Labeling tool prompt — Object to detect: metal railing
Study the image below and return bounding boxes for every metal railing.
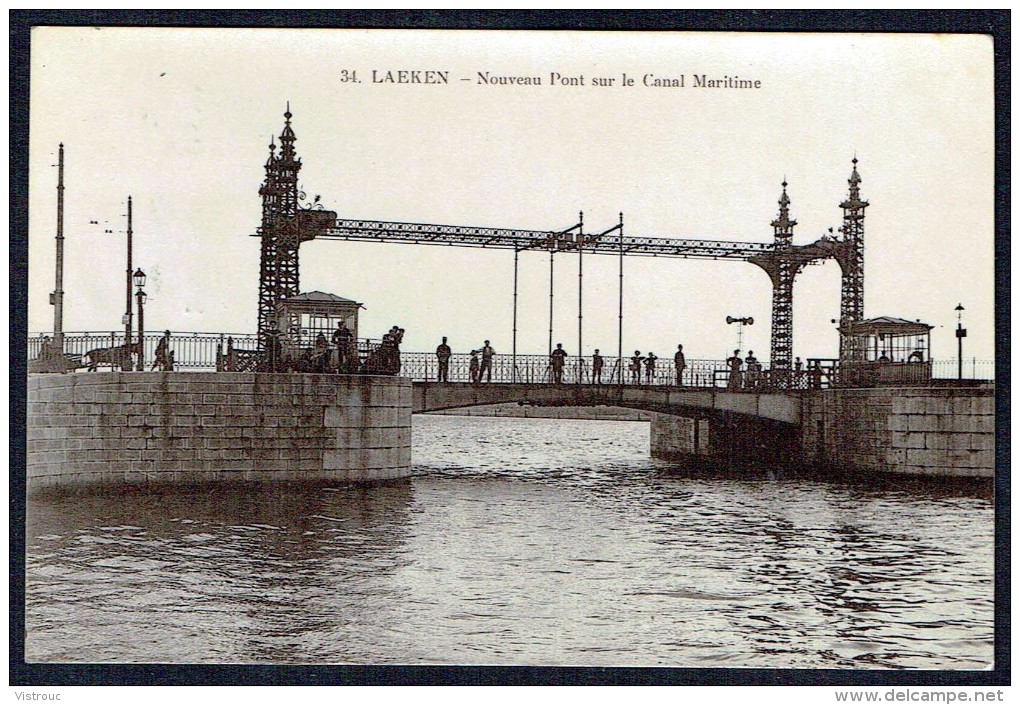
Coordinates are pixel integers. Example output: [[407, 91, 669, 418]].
[[26, 331, 393, 375], [27, 333, 995, 386], [931, 358, 995, 381], [401, 352, 730, 387], [27, 331, 258, 371]]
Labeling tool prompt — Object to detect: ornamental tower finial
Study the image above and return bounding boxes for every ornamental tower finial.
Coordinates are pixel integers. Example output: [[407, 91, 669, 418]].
[[279, 103, 297, 161], [771, 179, 796, 238], [841, 156, 867, 211], [265, 135, 276, 167]]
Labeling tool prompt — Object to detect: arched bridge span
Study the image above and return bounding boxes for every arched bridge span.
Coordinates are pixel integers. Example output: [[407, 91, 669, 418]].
[[412, 382, 801, 425]]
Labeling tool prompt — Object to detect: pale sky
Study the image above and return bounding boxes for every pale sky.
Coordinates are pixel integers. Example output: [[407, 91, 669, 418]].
[[27, 29, 995, 364]]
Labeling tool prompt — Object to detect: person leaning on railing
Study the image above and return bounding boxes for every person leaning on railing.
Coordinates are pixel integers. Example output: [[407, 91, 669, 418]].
[[630, 351, 644, 384], [644, 352, 657, 384]]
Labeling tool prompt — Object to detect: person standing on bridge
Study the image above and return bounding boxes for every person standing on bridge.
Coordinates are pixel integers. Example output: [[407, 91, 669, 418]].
[[726, 350, 743, 390], [436, 336, 452, 382], [480, 340, 495, 382], [745, 351, 761, 389], [333, 321, 354, 372], [630, 351, 644, 384], [645, 352, 658, 384], [674, 344, 687, 387], [550, 343, 568, 384], [592, 349, 604, 385], [469, 349, 481, 384], [153, 330, 172, 371]]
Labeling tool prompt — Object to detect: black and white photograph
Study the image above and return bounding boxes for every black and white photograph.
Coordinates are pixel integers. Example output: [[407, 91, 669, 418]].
[[15, 18, 1005, 688]]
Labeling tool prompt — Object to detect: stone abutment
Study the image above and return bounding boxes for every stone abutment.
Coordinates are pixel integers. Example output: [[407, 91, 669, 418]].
[[26, 372, 412, 492], [650, 386, 994, 478]]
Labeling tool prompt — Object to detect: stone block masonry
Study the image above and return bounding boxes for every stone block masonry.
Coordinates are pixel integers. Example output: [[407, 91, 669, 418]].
[[650, 411, 799, 469], [650, 415, 709, 462], [26, 372, 412, 492], [801, 387, 994, 478], [649, 386, 993, 479]]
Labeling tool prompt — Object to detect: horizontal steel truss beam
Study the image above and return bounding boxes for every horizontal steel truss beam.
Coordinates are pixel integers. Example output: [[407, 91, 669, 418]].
[[310, 218, 784, 261]]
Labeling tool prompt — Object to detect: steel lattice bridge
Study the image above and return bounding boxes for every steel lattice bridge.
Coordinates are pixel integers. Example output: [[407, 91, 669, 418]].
[[317, 217, 771, 260], [254, 107, 867, 386]]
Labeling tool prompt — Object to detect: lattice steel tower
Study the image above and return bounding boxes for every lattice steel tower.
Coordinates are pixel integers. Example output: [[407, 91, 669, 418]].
[[768, 181, 801, 376], [837, 158, 868, 358], [257, 107, 302, 347]]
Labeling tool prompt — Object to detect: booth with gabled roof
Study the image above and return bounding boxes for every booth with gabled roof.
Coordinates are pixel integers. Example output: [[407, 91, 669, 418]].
[[839, 316, 933, 386], [276, 291, 362, 349]]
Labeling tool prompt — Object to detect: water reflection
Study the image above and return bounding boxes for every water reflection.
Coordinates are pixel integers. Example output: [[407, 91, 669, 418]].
[[25, 415, 993, 668], [28, 483, 415, 663]]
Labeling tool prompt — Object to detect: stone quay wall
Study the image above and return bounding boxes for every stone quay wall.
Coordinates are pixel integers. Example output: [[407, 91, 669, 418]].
[[26, 372, 412, 492], [650, 386, 994, 478], [800, 387, 994, 478]]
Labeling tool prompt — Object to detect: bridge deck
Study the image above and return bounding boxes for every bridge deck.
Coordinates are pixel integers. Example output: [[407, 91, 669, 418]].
[[412, 381, 802, 425]]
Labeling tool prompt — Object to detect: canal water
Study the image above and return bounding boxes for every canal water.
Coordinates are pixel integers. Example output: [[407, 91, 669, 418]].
[[25, 415, 993, 668]]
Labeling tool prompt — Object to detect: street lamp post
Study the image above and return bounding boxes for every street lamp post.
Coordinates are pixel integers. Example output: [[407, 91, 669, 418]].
[[955, 303, 966, 380], [134, 268, 147, 371]]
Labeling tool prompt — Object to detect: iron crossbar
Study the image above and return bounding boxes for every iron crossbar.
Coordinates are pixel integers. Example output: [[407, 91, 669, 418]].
[[309, 218, 774, 260]]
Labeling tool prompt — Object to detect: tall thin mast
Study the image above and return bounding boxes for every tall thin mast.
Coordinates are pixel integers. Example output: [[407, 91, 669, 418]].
[[577, 211, 583, 384], [125, 195, 133, 353], [512, 248, 519, 383], [53, 143, 65, 350], [548, 248, 554, 356], [617, 212, 624, 385]]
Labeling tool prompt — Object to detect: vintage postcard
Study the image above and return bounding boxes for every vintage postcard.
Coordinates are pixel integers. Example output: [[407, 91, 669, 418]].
[[22, 26, 997, 677]]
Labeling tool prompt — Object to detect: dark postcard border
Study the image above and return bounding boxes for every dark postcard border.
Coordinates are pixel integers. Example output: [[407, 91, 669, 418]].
[[9, 9, 1010, 688]]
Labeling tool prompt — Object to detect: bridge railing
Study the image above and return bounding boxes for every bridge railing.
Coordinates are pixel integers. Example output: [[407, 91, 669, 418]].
[[400, 351, 731, 387], [27, 331, 391, 374], [931, 358, 995, 381], [28, 334, 994, 385], [27, 331, 259, 371]]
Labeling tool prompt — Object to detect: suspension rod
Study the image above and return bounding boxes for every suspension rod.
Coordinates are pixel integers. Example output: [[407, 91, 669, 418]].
[[577, 210, 583, 385]]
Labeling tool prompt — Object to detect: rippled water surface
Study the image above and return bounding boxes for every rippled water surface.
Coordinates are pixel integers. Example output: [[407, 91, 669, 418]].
[[26, 415, 993, 667]]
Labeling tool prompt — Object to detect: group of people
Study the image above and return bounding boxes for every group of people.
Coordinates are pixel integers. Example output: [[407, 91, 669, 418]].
[[434, 337, 496, 384], [625, 345, 687, 386], [376, 326, 406, 374], [554, 344, 686, 386], [261, 320, 405, 375], [292, 321, 358, 373], [433, 338, 690, 386], [725, 349, 764, 390]]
